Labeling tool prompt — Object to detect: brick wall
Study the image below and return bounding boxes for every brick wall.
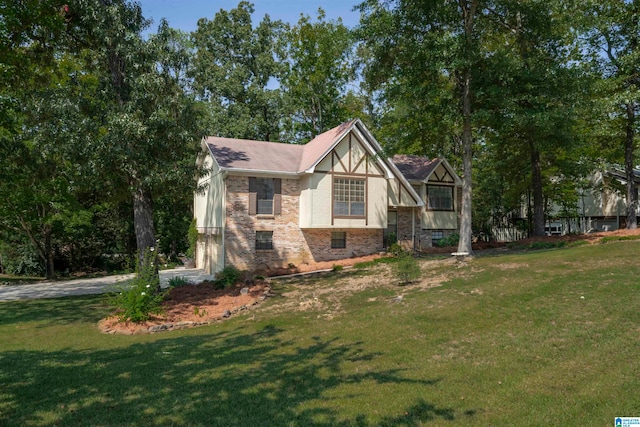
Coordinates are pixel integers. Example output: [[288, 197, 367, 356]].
[[303, 228, 383, 262], [224, 175, 383, 271]]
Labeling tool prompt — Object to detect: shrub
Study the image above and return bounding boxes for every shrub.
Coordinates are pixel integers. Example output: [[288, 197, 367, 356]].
[[436, 233, 460, 248], [332, 264, 343, 272], [389, 242, 404, 256], [214, 265, 242, 289], [111, 249, 164, 323], [168, 276, 191, 288], [394, 253, 421, 284]]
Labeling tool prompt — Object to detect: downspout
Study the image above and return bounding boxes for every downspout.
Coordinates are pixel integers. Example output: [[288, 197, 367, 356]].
[[412, 207, 416, 254], [221, 170, 228, 274]]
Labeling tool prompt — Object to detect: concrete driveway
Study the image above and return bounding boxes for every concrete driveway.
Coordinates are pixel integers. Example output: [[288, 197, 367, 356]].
[[0, 268, 215, 301]]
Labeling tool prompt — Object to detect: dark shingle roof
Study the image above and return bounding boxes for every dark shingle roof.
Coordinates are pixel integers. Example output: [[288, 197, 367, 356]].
[[392, 155, 440, 181]]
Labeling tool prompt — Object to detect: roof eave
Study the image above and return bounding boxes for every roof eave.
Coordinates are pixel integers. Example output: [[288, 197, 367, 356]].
[[220, 167, 300, 177]]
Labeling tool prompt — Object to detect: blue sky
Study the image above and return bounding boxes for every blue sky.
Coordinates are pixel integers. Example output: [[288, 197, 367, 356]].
[[137, 0, 361, 33]]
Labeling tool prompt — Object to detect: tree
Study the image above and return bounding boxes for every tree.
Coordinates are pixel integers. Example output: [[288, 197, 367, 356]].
[[356, 0, 483, 255], [0, 0, 86, 278], [477, 0, 587, 236], [281, 9, 356, 142], [191, 1, 286, 141], [584, 0, 640, 229], [65, 1, 204, 274]]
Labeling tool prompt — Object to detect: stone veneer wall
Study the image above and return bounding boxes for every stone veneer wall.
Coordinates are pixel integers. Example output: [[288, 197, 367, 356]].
[[224, 175, 383, 271]]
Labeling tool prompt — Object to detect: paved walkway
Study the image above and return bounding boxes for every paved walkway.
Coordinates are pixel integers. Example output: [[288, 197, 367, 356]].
[[0, 268, 215, 301]]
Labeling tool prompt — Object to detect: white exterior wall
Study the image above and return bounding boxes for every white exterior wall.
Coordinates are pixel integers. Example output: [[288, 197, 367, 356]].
[[299, 173, 387, 228], [388, 179, 419, 207], [194, 154, 225, 230], [194, 153, 226, 274], [422, 210, 458, 230]]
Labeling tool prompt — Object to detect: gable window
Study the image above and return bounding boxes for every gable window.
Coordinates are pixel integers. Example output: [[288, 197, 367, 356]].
[[331, 231, 346, 249], [334, 178, 365, 217], [255, 231, 273, 250], [249, 177, 281, 215], [427, 185, 453, 211]]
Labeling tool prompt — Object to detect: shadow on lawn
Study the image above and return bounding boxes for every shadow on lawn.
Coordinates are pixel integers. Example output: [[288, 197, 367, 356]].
[[0, 324, 464, 426], [0, 294, 111, 327]]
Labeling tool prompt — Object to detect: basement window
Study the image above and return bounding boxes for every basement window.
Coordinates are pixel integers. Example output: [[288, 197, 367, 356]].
[[255, 231, 273, 250]]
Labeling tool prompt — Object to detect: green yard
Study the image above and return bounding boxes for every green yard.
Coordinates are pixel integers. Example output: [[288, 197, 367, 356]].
[[1, 241, 639, 426]]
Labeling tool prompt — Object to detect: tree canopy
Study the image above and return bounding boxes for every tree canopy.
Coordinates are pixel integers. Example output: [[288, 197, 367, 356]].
[[1, 0, 639, 277]]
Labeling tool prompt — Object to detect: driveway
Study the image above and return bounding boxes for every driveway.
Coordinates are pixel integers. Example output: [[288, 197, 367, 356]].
[[0, 268, 215, 301]]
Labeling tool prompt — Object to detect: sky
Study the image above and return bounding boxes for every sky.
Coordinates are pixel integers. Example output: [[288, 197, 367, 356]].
[[137, 0, 362, 33]]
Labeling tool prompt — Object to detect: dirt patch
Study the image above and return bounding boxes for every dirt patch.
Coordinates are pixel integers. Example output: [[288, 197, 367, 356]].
[[256, 253, 384, 277], [98, 282, 270, 335]]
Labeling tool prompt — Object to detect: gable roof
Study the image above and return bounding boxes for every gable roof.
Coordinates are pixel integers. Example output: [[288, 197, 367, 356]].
[[204, 137, 304, 174], [392, 154, 463, 185], [392, 155, 441, 181], [202, 119, 426, 205]]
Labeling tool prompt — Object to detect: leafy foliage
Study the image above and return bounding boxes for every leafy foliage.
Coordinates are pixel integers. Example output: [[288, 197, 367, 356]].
[[111, 249, 164, 323], [214, 265, 243, 290], [393, 252, 421, 284]]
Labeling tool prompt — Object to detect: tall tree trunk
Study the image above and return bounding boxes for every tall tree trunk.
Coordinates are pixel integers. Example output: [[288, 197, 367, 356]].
[[530, 144, 545, 236], [457, 67, 474, 255], [132, 185, 159, 286], [456, 0, 477, 256], [625, 101, 638, 229]]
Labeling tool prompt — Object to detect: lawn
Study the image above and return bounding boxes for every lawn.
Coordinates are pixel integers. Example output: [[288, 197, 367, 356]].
[[1, 241, 639, 426]]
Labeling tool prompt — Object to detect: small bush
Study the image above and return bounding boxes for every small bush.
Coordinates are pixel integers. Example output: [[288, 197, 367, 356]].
[[214, 265, 242, 289], [332, 264, 343, 272], [389, 243, 403, 256], [436, 233, 460, 248], [394, 253, 421, 284], [112, 249, 164, 323], [168, 276, 191, 288]]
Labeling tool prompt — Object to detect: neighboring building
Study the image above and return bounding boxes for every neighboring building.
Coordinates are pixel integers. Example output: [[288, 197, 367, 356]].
[[194, 119, 462, 274], [502, 168, 640, 240]]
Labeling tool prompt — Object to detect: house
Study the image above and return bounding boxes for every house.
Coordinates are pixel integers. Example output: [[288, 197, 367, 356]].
[[550, 168, 640, 234], [500, 167, 640, 240], [194, 119, 462, 274]]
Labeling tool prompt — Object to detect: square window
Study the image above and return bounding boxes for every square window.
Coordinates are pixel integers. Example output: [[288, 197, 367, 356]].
[[256, 231, 273, 250], [334, 178, 365, 217], [331, 231, 346, 249], [427, 186, 453, 211]]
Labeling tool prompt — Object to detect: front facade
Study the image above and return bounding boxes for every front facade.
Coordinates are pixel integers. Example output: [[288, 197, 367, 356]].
[[194, 120, 462, 274]]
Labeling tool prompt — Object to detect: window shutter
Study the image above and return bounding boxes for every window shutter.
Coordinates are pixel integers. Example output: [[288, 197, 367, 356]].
[[249, 177, 257, 215], [274, 178, 282, 215]]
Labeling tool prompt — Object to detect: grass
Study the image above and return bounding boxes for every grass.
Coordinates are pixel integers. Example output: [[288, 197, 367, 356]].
[[1, 240, 640, 426]]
